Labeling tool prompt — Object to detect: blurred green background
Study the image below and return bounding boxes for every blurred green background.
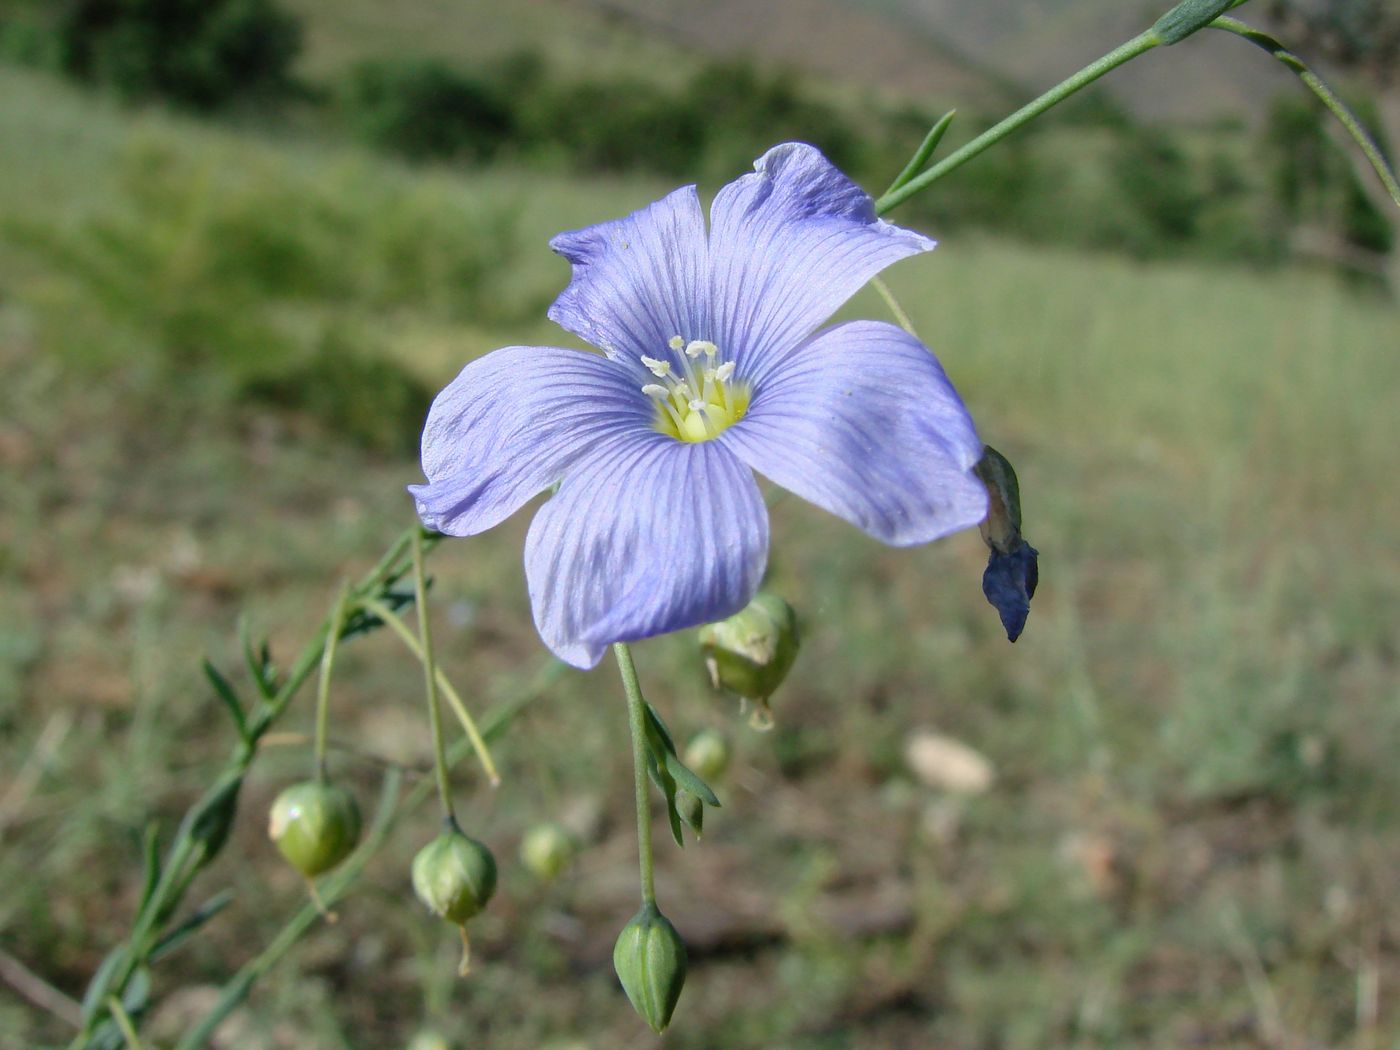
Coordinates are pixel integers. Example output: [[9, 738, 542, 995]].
[[1, 0, 1398, 1047]]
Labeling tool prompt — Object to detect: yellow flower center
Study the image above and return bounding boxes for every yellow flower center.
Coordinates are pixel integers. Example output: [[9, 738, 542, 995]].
[[640, 336, 750, 443]]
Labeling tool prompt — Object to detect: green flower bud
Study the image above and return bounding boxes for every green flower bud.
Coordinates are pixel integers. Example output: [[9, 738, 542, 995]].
[[519, 823, 574, 882], [698, 592, 799, 711], [613, 904, 687, 1033], [682, 729, 731, 782], [676, 791, 704, 838], [268, 781, 361, 878], [411, 825, 497, 926]]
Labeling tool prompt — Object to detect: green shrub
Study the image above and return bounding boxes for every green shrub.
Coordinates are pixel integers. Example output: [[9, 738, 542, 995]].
[[523, 76, 705, 175], [56, 0, 301, 110], [342, 58, 514, 162], [6, 132, 519, 451]]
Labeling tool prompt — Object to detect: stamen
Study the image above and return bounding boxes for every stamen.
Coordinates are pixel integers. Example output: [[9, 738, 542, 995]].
[[645, 334, 746, 443]]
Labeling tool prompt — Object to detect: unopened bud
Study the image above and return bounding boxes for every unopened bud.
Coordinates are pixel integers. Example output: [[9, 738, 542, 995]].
[[682, 729, 730, 782], [698, 592, 799, 709], [412, 824, 498, 925], [613, 904, 687, 1033], [268, 781, 361, 878], [676, 791, 704, 837], [520, 823, 574, 882]]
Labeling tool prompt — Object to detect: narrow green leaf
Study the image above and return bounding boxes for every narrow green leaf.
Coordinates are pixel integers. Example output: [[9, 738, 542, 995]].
[[121, 966, 151, 1016], [202, 660, 247, 741], [149, 890, 235, 962], [646, 753, 685, 848], [884, 109, 957, 196], [136, 823, 161, 914], [643, 702, 676, 755], [238, 617, 276, 699], [81, 946, 130, 1023]]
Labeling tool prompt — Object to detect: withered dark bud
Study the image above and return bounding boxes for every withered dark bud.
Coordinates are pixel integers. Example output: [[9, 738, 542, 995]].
[[974, 446, 1039, 642]]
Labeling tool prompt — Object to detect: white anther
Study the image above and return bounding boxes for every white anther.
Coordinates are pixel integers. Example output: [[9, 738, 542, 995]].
[[714, 362, 736, 382], [642, 384, 669, 399], [668, 335, 684, 350], [640, 356, 671, 377], [685, 339, 717, 358], [688, 398, 707, 412]]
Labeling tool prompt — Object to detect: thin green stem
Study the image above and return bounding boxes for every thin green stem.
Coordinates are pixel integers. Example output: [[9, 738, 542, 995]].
[[875, 29, 1161, 215], [613, 643, 656, 907], [313, 583, 352, 783], [870, 276, 919, 338], [1210, 15, 1400, 209], [412, 530, 455, 822], [359, 596, 500, 787], [104, 997, 145, 1050], [402, 659, 565, 813]]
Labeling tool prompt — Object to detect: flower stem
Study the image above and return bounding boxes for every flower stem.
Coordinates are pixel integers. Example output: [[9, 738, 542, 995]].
[[613, 642, 656, 907], [359, 596, 500, 787], [313, 583, 352, 784], [1210, 15, 1400, 209], [875, 29, 1161, 215], [870, 276, 919, 339], [105, 996, 145, 1050], [412, 530, 455, 823]]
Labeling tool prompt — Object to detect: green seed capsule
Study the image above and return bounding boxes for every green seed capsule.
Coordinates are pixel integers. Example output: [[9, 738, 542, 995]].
[[698, 592, 800, 706], [267, 781, 361, 878], [411, 826, 497, 925], [519, 823, 574, 882], [682, 729, 731, 782], [613, 904, 688, 1033]]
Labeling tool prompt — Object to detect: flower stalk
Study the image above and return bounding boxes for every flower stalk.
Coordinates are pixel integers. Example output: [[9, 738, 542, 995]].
[[412, 529, 456, 823], [1209, 15, 1400, 209], [875, 29, 1162, 215], [358, 596, 500, 787], [313, 583, 352, 783], [613, 642, 657, 907]]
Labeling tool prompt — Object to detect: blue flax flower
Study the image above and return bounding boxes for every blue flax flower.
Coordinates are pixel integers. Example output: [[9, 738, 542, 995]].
[[411, 143, 987, 668]]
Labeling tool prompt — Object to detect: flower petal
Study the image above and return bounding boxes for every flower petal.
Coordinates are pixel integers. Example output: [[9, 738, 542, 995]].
[[720, 320, 987, 546], [708, 143, 935, 379], [410, 345, 649, 536], [548, 186, 710, 362], [524, 433, 768, 668]]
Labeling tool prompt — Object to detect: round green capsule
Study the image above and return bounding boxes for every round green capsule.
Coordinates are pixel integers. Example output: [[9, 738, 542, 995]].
[[698, 591, 800, 706], [267, 781, 361, 878], [411, 826, 497, 925]]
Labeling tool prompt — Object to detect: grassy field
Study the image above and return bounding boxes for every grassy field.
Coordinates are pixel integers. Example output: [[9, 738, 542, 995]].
[[2, 59, 1399, 1050]]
